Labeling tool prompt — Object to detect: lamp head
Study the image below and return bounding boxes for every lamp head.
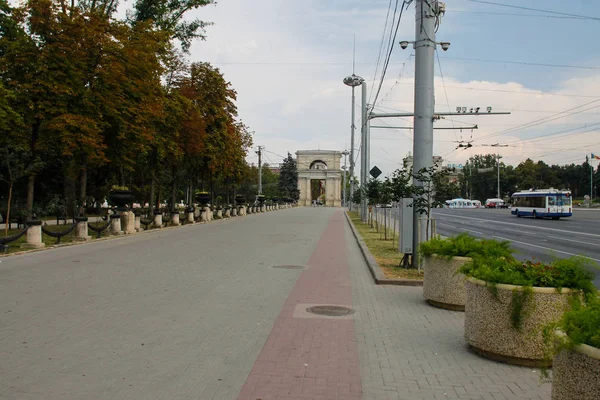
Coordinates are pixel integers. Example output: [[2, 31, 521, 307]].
[[439, 42, 450, 51], [399, 41, 409, 50]]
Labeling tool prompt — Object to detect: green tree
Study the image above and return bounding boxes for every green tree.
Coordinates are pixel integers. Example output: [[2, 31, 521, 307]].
[[132, 0, 214, 52], [278, 152, 300, 200]]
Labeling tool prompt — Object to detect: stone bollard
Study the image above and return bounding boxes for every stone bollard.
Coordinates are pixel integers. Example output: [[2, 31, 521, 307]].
[[134, 212, 141, 232], [261, 205, 266, 212], [23, 219, 45, 248], [231, 207, 237, 217], [187, 208, 195, 223], [171, 211, 180, 226], [225, 207, 231, 217], [194, 207, 201, 220], [75, 216, 92, 241], [153, 211, 163, 228], [110, 214, 123, 235], [202, 206, 211, 222], [121, 211, 136, 234]]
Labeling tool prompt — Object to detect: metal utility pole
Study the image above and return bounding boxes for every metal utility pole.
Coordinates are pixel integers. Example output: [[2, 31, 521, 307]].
[[411, 0, 437, 267], [350, 86, 357, 209], [256, 146, 264, 195], [343, 74, 364, 211], [586, 155, 593, 206], [497, 154, 501, 199], [361, 80, 368, 222], [342, 150, 349, 207]]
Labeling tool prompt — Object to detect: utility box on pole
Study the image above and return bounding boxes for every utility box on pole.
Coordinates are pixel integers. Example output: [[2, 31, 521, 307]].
[[399, 198, 413, 254]]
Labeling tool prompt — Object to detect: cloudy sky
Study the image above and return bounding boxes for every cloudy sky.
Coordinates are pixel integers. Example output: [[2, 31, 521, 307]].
[[181, 0, 600, 178]]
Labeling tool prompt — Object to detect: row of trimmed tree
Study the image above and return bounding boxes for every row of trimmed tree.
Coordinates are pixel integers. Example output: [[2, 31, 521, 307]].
[[0, 0, 299, 223]]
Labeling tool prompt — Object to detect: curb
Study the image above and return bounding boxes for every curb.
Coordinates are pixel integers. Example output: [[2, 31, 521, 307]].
[[344, 211, 423, 286]]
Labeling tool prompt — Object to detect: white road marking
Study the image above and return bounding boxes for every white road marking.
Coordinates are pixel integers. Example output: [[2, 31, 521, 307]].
[[547, 235, 600, 247], [493, 235, 600, 263], [433, 213, 600, 238]]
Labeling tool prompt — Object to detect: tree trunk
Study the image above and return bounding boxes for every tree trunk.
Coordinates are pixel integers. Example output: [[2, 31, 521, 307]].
[[26, 174, 35, 216], [79, 168, 87, 215], [149, 175, 155, 214], [171, 166, 177, 211], [4, 182, 12, 237]]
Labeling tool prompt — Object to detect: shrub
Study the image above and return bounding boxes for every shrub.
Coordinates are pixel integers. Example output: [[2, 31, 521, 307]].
[[460, 256, 597, 297], [557, 298, 600, 348], [461, 255, 597, 331], [419, 233, 513, 260]]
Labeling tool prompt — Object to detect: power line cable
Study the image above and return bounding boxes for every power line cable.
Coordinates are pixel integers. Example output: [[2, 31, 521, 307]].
[[369, 0, 395, 105], [473, 100, 600, 142], [435, 49, 458, 142], [448, 9, 590, 20], [439, 56, 600, 70], [465, 0, 600, 21], [370, 1, 408, 113]]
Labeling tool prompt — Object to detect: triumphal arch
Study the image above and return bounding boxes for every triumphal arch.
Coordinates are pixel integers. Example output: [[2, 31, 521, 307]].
[[296, 150, 343, 207]]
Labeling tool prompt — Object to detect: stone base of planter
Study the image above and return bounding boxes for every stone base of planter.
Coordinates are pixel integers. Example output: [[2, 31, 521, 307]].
[[552, 343, 600, 400], [468, 344, 551, 368], [423, 255, 469, 311], [465, 278, 577, 367], [426, 299, 464, 311]]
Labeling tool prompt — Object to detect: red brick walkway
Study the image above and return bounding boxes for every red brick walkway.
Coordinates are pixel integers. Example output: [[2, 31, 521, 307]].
[[237, 211, 362, 400]]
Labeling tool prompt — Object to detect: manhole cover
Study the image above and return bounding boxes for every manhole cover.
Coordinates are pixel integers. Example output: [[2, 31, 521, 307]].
[[271, 265, 304, 270], [306, 305, 355, 317]]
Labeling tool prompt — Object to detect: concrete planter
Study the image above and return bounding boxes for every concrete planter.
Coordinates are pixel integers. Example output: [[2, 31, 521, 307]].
[[552, 338, 600, 400], [465, 277, 578, 366], [423, 254, 470, 311]]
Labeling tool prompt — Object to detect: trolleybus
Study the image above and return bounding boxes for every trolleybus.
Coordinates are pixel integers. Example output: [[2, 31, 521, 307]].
[[510, 189, 572, 219]]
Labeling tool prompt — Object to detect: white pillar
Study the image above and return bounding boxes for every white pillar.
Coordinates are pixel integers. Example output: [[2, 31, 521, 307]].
[[121, 211, 136, 234], [171, 212, 180, 226], [134, 214, 141, 231], [153, 212, 163, 228], [110, 214, 123, 235], [75, 217, 91, 241], [23, 220, 45, 248], [187, 210, 195, 223]]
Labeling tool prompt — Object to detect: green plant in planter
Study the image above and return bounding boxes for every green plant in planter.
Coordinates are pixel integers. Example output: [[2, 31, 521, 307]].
[[461, 255, 597, 330], [420, 233, 513, 260], [541, 297, 600, 379], [111, 185, 130, 191], [555, 298, 600, 349]]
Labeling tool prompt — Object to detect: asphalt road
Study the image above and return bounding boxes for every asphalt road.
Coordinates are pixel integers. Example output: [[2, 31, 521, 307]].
[[431, 207, 600, 288]]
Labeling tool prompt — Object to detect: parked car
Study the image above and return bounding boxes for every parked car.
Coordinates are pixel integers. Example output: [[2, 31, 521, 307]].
[[484, 198, 506, 208]]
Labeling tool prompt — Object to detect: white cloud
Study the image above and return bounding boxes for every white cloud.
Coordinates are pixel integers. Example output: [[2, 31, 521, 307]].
[[180, 1, 600, 181]]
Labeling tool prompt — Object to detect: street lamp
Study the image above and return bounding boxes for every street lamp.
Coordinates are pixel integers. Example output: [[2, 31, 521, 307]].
[[343, 74, 364, 211], [341, 150, 349, 207]]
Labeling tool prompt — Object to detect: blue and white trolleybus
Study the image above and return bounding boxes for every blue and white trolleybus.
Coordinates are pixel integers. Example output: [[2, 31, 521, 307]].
[[511, 189, 572, 220]]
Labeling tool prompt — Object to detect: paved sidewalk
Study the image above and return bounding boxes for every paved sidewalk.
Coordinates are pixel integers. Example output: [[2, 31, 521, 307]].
[[345, 214, 550, 400]]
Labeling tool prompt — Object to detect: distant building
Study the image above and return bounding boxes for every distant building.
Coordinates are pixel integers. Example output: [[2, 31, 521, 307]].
[[402, 152, 443, 172], [402, 152, 459, 184]]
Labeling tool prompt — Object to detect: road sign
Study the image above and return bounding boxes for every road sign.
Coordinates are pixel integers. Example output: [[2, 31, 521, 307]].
[[370, 166, 382, 179]]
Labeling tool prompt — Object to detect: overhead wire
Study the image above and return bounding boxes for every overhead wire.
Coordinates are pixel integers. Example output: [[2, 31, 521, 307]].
[[386, 81, 600, 98], [435, 48, 458, 142], [439, 56, 600, 71], [472, 100, 600, 143], [464, 0, 600, 21], [370, 0, 408, 113], [369, 0, 395, 106]]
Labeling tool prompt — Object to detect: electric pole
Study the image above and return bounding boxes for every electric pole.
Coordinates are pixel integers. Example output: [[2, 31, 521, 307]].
[[343, 73, 364, 211], [361, 80, 368, 222], [256, 146, 264, 195], [411, 0, 437, 267], [342, 150, 349, 207], [497, 154, 501, 199]]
